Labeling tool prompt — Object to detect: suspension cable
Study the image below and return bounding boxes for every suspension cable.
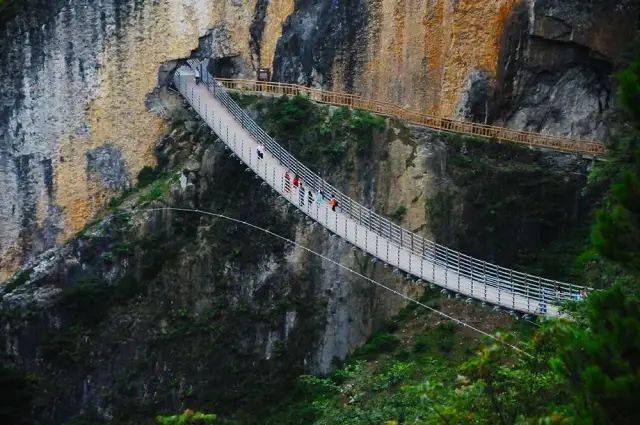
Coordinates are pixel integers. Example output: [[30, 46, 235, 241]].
[[114, 206, 534, 357]]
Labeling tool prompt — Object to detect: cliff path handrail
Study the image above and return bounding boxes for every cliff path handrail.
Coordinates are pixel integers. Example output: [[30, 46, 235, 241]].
[[215, 78, 605, 157], [173, 60, 590, 317]]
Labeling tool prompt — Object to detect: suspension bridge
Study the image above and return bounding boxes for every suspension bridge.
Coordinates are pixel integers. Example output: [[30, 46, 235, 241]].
[[173, 60, 590, 317]]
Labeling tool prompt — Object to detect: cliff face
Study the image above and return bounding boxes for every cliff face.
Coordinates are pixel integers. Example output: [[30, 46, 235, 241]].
[[0, 0, 290, 280], [494, 0, 638, 139], [1, 0, 636, 280], [0, 95, 426, 423], [0, 89, 593, 422], [273, 0, 638, 129]]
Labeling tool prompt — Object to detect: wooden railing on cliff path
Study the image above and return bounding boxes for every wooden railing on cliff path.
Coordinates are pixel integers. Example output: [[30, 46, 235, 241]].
[[215, 78, 606, 157]]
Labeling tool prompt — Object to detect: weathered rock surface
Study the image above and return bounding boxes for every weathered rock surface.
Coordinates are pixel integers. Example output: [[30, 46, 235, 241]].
[[1, 0, 636, 279], [0, 90, 594, 423], [0, 0, 290, 279]]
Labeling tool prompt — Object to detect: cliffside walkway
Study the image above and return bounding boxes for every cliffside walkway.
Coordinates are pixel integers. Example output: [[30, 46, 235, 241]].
[[174, 61, 589, 317], [214, 79, 605, 157]]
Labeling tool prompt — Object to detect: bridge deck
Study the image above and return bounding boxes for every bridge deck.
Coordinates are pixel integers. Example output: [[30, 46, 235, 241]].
[[174, 63, 587, 317]]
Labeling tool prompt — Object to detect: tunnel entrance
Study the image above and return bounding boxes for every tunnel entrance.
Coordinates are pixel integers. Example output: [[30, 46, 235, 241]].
[[208, 56, 243, 78]]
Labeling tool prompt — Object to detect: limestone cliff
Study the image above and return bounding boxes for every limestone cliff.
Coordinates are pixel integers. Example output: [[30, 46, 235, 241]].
[[0, 0, 290, 280], [1, 86, 593, 422], [1, 0, 636, 280]]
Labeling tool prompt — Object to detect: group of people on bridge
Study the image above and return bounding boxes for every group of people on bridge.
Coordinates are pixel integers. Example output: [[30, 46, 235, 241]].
[[255, 142, 339, 212], [279, 170, 338, 213]]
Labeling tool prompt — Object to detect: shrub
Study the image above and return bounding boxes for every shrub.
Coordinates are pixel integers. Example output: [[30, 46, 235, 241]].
[[0, 365, 35, 425], [137, 166, 160, 188], [2, 268, 32, 294], [390, 205, 408, 223], [353, 331, 400, 359], [60, 277, 111, 324], [156, 410, 217, 424]]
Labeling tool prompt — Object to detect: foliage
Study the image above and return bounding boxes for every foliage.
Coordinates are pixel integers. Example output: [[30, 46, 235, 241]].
[[351, 331, 400, 359], [591, 137, 640, 271], [347, 109, 386, 155], [231, 93, 387, 171], [156, 409, 217, 424], [389, 205, 407, 223], [137, 165, 160, 188], [2, 267, 32, 294], [617, 52, 640, 124], [138, 173, 178, 205], [0, 365, 36, 425]]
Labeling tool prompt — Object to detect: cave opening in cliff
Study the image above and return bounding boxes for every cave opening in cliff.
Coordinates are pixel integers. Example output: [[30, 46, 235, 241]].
[[208, 56, 242, 79]]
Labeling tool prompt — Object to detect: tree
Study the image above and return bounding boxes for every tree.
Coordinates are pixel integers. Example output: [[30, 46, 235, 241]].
[[156, 409, 217, 425], [617, 52, 640, 125]]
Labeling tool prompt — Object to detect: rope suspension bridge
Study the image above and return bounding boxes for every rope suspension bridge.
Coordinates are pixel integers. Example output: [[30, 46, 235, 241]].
[[173, 60, 590, 317]]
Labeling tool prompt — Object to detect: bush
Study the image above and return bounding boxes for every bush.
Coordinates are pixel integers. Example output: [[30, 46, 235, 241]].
[[390, 205, 408, 223], [2, 267, 32, 294], [353, 331, 400, 359], [434, 322, 457, 353], [137, 166, 160, 188], [0, 365, 35, 425], [156, 410, 217, 424], [348, 110, 386, 155], [60, 277, 111, 324]]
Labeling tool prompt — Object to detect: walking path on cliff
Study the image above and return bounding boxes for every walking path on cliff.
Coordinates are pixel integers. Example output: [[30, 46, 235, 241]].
[[214, 78, 605, 157], [173, 61, 589, 317]]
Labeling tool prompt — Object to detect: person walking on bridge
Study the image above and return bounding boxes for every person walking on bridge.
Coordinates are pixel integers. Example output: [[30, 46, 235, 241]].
[[257, 143, 265, 160], [299, 184, 306, 207], [284, 171, 291, 193], [306, 188, 314, 207], [329, 195, 338, 212]]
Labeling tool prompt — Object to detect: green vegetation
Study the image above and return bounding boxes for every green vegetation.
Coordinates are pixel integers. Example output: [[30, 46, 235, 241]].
[[138, 172, 179, 205], [1, 267, 32, 294], [137, 165, 161, 188], [424, 130, 594, 280], [390, 205, 408, 223], [230, 93, 387, 168], [0, 365, 36, 425], [156, 410, 217, 424]]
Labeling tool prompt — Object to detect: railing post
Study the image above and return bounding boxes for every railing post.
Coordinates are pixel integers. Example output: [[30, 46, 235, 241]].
[[444, 248, 448, 287], [497, 264, 501, 306], [432, 242, 436, 282], [387, 221, 391, 263], [482, 261, 486, 301], [409, 233, 413, 273], [457, 253, 461, 293], [525, 274, 530, 313], [420, 241, 424, 280], [510, 269, 514, 310]]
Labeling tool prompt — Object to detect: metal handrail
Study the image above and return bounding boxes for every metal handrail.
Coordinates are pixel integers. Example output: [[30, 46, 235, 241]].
[[175, 62, 589, 313]]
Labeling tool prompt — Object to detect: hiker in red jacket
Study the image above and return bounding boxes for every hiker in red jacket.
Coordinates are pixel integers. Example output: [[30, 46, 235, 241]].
[[329, 196, 338, 212]]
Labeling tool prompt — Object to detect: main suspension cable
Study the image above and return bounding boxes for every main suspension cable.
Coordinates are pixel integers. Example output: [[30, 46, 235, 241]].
[[116, 206, 534, 358]]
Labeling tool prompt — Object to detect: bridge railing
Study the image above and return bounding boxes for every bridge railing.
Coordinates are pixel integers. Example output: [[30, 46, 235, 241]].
[[214, 78, 605, 156], [176, 63, 589, 310]]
